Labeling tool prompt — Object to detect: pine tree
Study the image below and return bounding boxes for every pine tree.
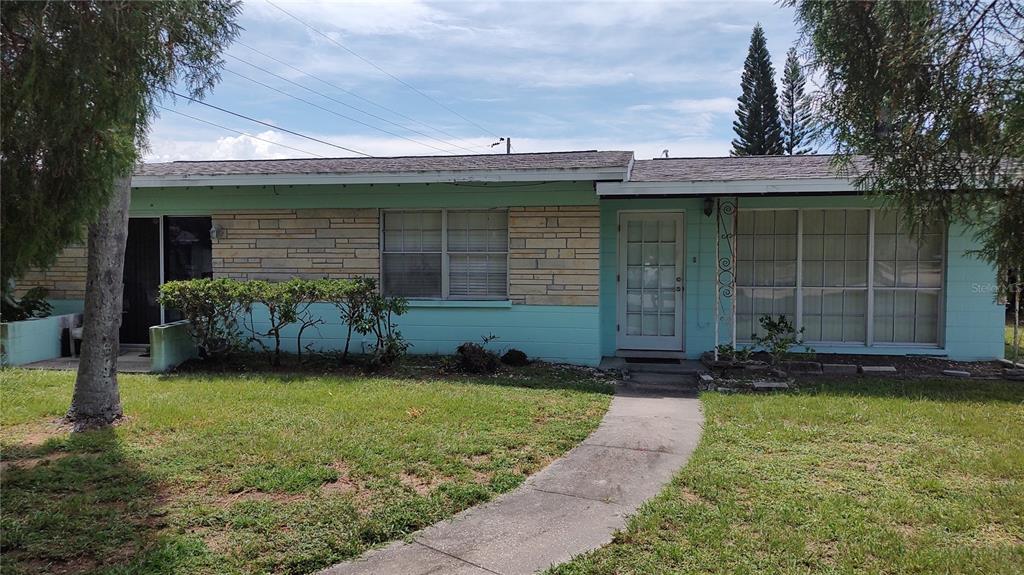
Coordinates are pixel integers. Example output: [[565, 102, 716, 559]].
[[781, 47, 815, 155], [731, 24, 784, 156]]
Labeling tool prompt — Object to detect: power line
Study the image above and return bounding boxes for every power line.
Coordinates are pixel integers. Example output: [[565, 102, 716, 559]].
[[226, 53, 480, 155], [265, 0, 501, 141], [157, 106, 323, 157], [223, 68, 460, 155], [167, 90, 372, 157], [234, 40, 489, 153]]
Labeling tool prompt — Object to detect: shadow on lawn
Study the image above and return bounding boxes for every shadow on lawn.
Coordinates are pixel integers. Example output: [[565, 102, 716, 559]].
[[0, 428, 192, 574], [793, 377, 1024, 404]]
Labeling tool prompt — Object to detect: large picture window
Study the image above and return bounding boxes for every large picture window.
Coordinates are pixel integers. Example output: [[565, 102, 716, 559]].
[[735, 209, 944, 346], [382, 210, 508, 299]]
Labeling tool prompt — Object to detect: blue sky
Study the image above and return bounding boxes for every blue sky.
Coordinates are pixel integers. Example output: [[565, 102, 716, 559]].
[[146, 0, 802, 162]]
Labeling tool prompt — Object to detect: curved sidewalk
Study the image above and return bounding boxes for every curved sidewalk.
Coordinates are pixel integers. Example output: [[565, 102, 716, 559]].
[[321, 385, 704, 575]]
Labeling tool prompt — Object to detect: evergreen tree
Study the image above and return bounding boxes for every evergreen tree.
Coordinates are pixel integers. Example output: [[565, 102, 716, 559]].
[[731, 24, 784, 156], [781, 47, 815, 155]]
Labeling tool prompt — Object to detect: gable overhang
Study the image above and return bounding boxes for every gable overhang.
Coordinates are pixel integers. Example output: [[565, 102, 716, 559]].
[[131, 166, 629, 188], [596, 177, 857, 197]]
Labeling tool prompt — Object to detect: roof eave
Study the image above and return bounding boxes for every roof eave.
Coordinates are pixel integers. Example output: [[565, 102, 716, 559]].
[[596, 177, 857, 196], [131, 166, 629, 188]]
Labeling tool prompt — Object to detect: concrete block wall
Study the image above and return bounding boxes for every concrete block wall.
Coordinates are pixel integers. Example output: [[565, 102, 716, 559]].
[[211, 209, 380, 281], [508, 206, 600, 305]]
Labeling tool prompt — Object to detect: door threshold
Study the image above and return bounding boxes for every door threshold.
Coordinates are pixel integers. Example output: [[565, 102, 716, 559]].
[[615, 349, 687, 360]]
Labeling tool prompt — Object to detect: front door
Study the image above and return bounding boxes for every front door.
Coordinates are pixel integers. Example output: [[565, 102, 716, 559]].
[[120, 217, 162, 344], [617, 212, 685, 351]]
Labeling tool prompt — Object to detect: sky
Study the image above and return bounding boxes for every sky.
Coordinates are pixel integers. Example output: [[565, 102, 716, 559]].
[[146, 0, 803, 163]]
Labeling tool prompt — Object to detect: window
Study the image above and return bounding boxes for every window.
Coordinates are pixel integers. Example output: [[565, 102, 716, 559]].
[[382, 210, 508, 299], [872, 212, 943, 344], [735, 209, 944, 346], [736, 210, 797, 340], [801, 209, 868, 343]]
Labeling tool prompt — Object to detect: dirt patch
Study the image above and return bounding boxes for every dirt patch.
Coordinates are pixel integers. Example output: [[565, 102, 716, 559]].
[[399, 471, 450, 495], [321, 461, 360, 495], [1, 419, 71, 447], [676, 487, 711, 506], [0, 451, 71, 472], [217, 490, 307, 506]]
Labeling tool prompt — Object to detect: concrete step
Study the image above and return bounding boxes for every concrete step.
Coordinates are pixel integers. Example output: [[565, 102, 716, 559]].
[[623, 371, 699, 391]]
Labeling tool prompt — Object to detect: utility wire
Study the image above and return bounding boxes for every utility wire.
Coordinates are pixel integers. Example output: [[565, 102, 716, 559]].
[[158, 106, 323, 157], [167, 90, 372, 157], [223, 68, 460, 155], [265, 0, 501, 141], [235, 40, 488, 153], [226, 53, 479, 155]]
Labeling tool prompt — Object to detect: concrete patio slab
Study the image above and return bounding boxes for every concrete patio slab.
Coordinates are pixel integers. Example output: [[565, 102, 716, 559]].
[[321, 384, 703, 575]]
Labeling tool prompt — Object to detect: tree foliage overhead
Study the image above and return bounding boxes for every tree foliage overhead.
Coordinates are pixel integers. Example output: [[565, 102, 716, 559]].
[[731, 23, 785, 156], [0, 0, 242, 289], [786, 0, 1024, 282], [781, 47, 815, 155]]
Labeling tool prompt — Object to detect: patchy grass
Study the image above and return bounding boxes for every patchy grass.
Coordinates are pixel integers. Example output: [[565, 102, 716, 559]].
[[1007, 324, 1023, 362], [550, 379, 1024, 575], [0, 365, 611, 575]]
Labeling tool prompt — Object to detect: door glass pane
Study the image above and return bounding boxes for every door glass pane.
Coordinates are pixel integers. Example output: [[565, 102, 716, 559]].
[[622, 216, 680, 344]]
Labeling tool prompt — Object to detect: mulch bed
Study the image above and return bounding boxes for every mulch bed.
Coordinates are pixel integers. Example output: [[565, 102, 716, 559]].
[[808, 354, 1008, 378]]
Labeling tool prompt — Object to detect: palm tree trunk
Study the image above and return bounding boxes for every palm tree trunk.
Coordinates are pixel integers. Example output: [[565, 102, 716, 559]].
[[67, 174, 131, 431]]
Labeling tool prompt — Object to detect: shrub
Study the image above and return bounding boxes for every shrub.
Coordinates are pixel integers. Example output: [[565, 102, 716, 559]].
[[158, 279, 244, 359], [455, 341, 501, 374], [1, 286, 52, 322], [500, 349, 529, 367], [238, 278, 341, 367], [751, 314, 810, 366], [324, 277, 376, 361], [363, 291, 409, 368]]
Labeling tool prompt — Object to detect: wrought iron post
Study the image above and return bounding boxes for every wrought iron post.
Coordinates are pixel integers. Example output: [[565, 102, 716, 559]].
[[714, 197, 737, 360]]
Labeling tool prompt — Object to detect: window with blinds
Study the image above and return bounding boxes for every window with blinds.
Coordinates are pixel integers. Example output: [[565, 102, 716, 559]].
[[735, 209, 944, 346], [382, 210, 508, 299]]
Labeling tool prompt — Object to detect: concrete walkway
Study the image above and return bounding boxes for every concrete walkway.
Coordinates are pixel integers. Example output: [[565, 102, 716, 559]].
[[321, 385, 703, 575]]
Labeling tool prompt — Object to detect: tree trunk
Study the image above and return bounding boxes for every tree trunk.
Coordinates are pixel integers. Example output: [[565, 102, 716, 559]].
[[67, 175, 132, 431]]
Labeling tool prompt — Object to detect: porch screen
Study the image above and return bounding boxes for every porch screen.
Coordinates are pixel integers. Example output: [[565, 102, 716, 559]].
[[382, 210, 508, 299], [735, 210, 797, 340], [735, 209, 944, 346]]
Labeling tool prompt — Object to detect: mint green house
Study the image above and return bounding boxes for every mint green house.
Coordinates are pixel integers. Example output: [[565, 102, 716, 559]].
[[15, 151, 1006, 367]]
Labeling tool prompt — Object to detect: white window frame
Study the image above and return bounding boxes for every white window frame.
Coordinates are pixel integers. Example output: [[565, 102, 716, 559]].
[[380, 208, 509, 300], [735, 208, 946, 348]]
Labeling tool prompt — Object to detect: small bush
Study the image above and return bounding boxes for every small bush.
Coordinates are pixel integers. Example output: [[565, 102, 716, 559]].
[[455, 342, 501, 374], [158, 279, 244, 359], [751, 314, 811, 365], [1, 286, 52, 322], [501, 349, 529, 367]]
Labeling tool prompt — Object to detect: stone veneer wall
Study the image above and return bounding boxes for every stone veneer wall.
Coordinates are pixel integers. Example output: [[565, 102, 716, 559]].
[[15, 243, 88, 299], [16, 205, 602, 307], [508, 206, 600, 306], [211, 209, 379, 281]]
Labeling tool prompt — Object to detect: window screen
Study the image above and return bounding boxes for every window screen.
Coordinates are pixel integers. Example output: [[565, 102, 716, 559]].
[[736, 210, 797, 340], [801, 209, 869, 343], [733, 208, 944, 346], [872, 211, 943, 344], [381, 210, 508, 299]]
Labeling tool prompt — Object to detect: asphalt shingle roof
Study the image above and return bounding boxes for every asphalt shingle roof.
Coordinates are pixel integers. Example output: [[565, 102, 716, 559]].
[[629, 155, 868, 182], [136, 150, 634, 177]]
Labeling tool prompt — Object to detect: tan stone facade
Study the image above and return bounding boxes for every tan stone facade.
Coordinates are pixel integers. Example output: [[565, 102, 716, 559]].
[[508, 206, 600, 306], [17, 205, 601, 307], [211, 209, 379, 281], [15, 243, 88, 299]]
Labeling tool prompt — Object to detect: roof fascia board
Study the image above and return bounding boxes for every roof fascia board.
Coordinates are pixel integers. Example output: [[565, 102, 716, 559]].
[[597, 177, 856, 196], [132, 167, 628, 188]]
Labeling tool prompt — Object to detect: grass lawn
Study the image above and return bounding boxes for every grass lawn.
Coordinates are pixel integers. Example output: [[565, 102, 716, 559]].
[[550, 379, 1024, 575], [0, 365, 612, 575]]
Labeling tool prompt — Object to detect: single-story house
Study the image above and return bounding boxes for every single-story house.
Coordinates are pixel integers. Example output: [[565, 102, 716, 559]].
[[14, 151, 1006, 366]]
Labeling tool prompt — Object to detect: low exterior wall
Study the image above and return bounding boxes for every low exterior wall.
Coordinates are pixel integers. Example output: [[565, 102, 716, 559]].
[[150, 320, 198, 372], [240, 302, 601, 365], [0, 313, 80, 366]]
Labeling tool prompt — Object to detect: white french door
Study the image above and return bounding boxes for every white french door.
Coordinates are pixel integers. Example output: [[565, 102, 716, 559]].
[[617, 212, 685, 351]]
